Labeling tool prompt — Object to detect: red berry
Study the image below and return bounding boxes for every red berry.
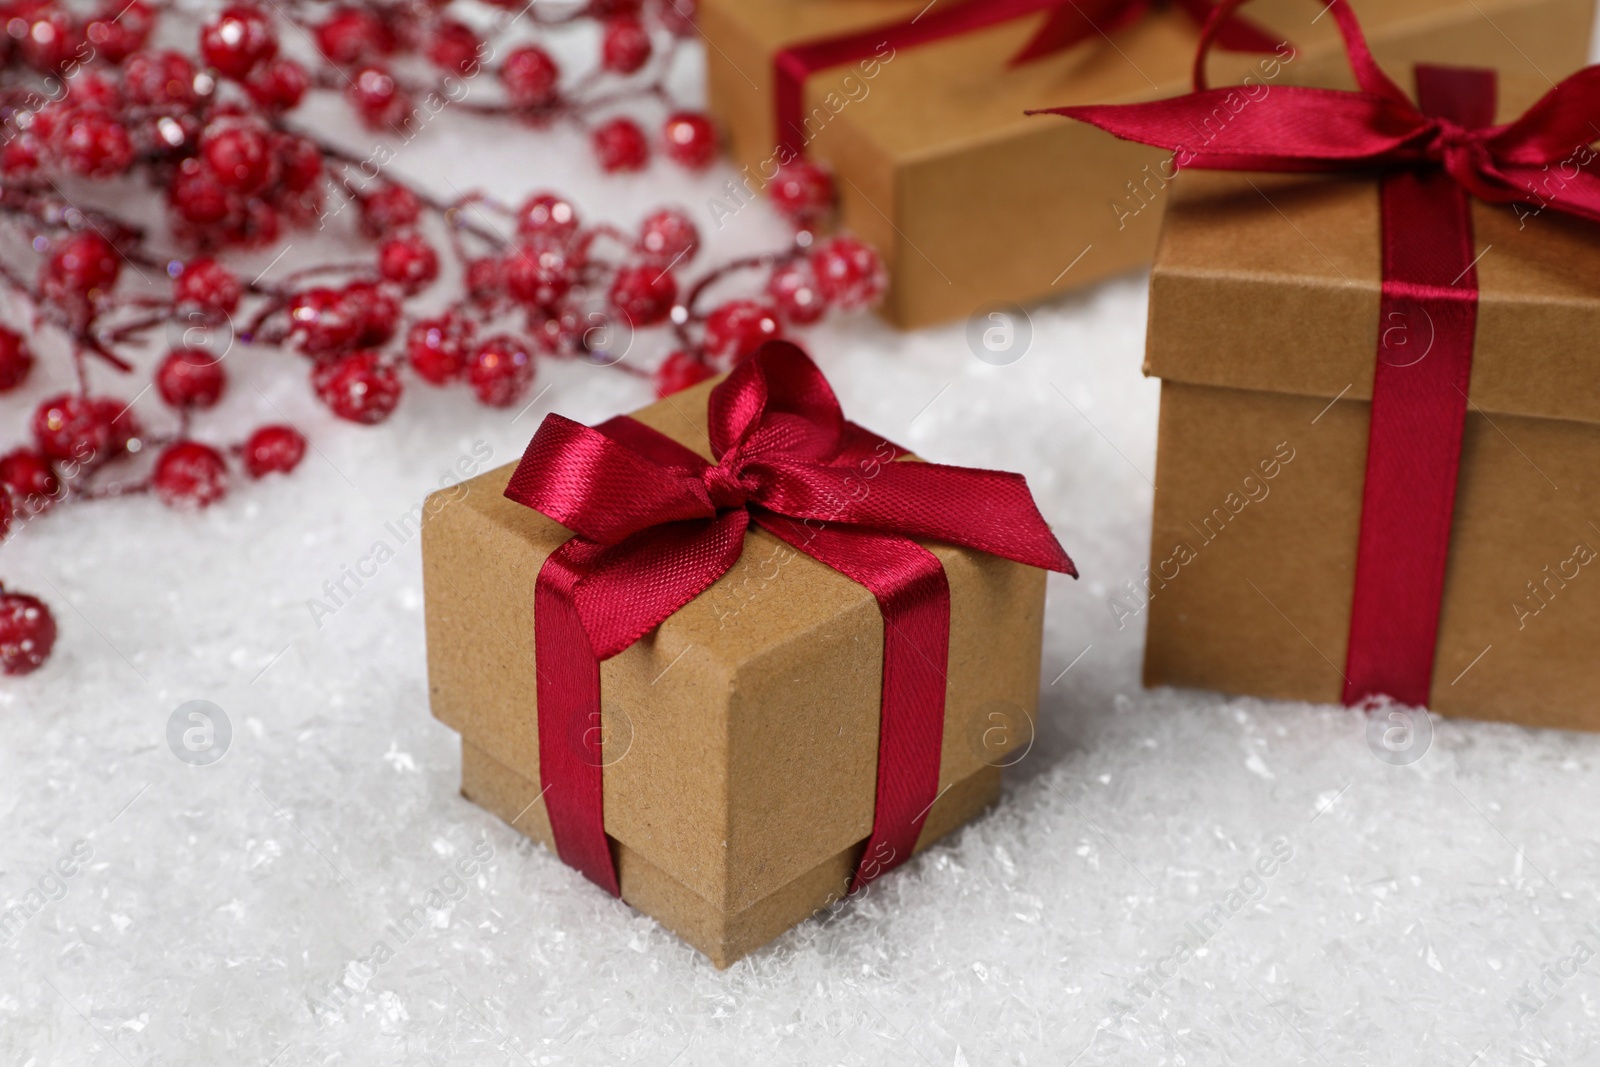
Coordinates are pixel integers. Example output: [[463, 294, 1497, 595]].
[[0, 450, 62, 512], [156, 350, 227, 410], [342, 282, 401, 347], [242, 425, 306, 478], [0, 592, 56, 675], [169, 157, 231, 225], [123, 50, 198, 108], [200, 6, 278, 80], [359, 184, 421, 237], [55, 109, 134, 178], [0, 328, 35, 391], [637, 208, 698, 266], [592, 117, 648, 172], [346, 66, 411, 131], [703, 300, 781, 364], [406, 314, 474, 385], [41, 232, 119, 307], [468, 335, 534, 408], [662, 111, 717, 170], [377, 233, 439, 293], [16, 6, 81, 73], [315, 7, 392, 66], [608, 264, 677, 327], [811, 236, 886, 310], [650, 0, 696, 35], [69, 74, 122, 111], [427, 20, 481, 75], [464, 257, 504, 303], [200, 119, 273, 192], [277, 133, 322, 192], [600, 16, 651, 74], [3, 136, 43, 176], [515, 192, 579, 243], [528, 303, 581, 355], [289, 287, 363, 356], [504, 239, 580, 308], [174, 258, 242, 316], [502, 46, 559, 110], [85, 0, 154, 63], [312, 351, 402, 424], [769, 161, 835, 228], [152, 441, 229, 508], [766, 259, 828, 325], [32, 394, 109, 462], [244, 57, 308, 112], [654, 350, 715, 398]]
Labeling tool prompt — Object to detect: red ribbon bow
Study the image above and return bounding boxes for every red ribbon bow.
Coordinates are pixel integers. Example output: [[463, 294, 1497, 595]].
[[506, 342, 1075, 895], [1038, 0, 1600, 706], [775, 0, 1284, 161]]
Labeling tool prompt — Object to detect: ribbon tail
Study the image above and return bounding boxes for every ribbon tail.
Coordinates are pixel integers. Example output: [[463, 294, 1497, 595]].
[[759, 516, 950, 892], [535, 539, 620, 895]]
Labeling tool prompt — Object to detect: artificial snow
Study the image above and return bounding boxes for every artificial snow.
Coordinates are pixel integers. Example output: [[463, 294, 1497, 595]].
[[6, 23, 1600, 1067]]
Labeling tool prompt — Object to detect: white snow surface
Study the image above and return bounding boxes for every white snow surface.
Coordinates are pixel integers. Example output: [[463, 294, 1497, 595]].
[[6, 22, 1600, 1067]]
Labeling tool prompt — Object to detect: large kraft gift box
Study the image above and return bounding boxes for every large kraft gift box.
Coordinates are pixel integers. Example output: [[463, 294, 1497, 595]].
[[421, 357, 1070, 966], [701, 0, 1594, 330], [1139, 64, 1600, 731]]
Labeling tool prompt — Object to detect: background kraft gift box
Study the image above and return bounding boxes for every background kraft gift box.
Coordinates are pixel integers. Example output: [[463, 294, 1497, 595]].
[[701, 0, 1594, 330], [1140, 68, 1600, 730], [421, 378, 1052, 967]]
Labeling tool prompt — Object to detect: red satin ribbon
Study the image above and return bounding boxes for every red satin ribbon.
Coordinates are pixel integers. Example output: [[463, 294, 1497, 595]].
[[1038, 0, 1600, 706], [505, 342, 1076, 896], [773, 0, 1283, 160]]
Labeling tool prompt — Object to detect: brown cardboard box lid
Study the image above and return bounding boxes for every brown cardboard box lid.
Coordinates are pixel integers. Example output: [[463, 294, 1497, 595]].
[[1146, 113, 1600, 427], [710, 0, 1560, 163]]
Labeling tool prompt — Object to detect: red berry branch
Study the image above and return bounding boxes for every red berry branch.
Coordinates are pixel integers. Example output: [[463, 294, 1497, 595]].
[[0, 0, 885, 676]]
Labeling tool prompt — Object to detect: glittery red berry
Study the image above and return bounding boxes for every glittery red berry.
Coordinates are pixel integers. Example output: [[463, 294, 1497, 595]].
[[465, 257, 504, 303], [592, 117, 648, 172], [169, 157, 231, 225], [516, 192, 579, 242], [289, 287, 363, 356], [41, 233, 119, 307], [703, 300, 781, 364], [0, 592, 56, 675], [406, 314, 474, 385], [769, 161, 835, 228], [608, 264, 677, 327], [378, 233, 440, 293], [811, 236, 886, 310], [156, 350, 227, 410], [242, 425, 306, 477], [637, 208, 698, 266], [312, 351, 402, 424], [200, 119, 273, 192], [85, 0, 154, 64], [502, 46, 560, 110], [359, 184, 421, 237], [16, 5, 82, 73], [0, 450, 62, 513], [244, 57, 308, 112], [347, 66, 411, 131], [123, 50, 199, 108], [662, 111, 717, 170], [766, 259, 828, 325], [32, 394, 110, 462], [654, 350, 715, 398], [468, 334, 534, 407], [277, 133, 322, 192], [200, 6, 278, 80], [600, 16, 651, 74], [54, 108, 134, 178], [152, 441, 229, 508], [0, 327, 35, 392], [341, 282, 401, 347], [174, 258, 242, 316], [427, 19, 482, 75], [505, 239, 580, 308], [315, 7, 392, 66]]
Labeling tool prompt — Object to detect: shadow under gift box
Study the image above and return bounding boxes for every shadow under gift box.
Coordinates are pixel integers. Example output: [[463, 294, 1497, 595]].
[[702, 0, 1593, 330], [1141, 69, 1600, 729], [420, 379, 1050, 967]]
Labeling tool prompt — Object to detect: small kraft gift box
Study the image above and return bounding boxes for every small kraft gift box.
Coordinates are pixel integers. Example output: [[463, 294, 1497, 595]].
[[420, 343, 1075, 966], [1048, 0, 1600, 729], [700, 0, 1593, 330]]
